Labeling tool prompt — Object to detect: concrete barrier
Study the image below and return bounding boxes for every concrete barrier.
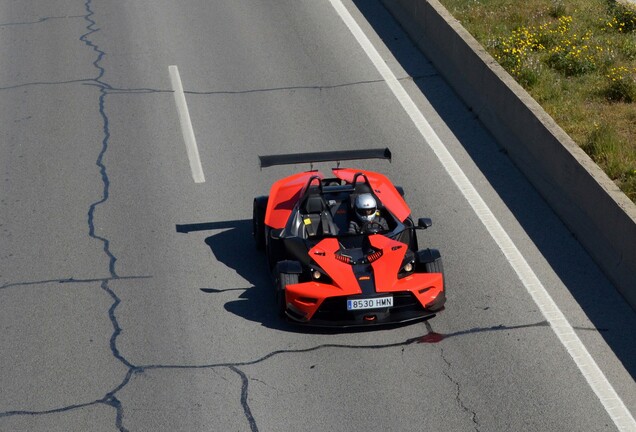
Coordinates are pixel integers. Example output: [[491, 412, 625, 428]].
[[381, 0, 636, 307]]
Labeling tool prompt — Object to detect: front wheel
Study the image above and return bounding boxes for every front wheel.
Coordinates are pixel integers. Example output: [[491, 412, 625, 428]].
[[424, 256, 444, 274], [275, 272, 298, 317], [425, 257, 445, 311]]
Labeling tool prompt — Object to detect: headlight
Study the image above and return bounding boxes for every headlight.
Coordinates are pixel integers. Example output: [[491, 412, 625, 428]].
[[309, 266, 332, 284], [398, 253, 416, 279]]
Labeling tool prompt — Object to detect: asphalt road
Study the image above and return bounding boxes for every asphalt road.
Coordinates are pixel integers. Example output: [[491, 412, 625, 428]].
[[0, 1, 634, 431]]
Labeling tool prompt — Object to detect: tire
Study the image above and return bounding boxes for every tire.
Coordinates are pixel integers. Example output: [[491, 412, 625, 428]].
[[253, 199, 266, 251], [275, 272, 298, 317], [425, 257, 446, 311], [424, 256, 444, 274]]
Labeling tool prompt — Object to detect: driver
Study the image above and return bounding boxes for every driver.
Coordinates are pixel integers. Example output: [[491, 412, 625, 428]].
[[348, 193, 388, 234]]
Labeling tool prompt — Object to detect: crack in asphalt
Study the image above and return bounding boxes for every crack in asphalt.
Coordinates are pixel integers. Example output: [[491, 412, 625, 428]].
[[0, 275, 151, 291], [77, 0, 134, 373], [182, 74, 436, 96], [441, 346, 480, 432], [0, 79, 97, 91], [425, 322, 481, 431], [76, 1, 133, 430], [0, 80, 171, 92], [141, 337, 423, 372], [0, 368, 137, 432], [0, 15, 85, 27], [0, 75, 435, 95], [229, 366, 259, 432]]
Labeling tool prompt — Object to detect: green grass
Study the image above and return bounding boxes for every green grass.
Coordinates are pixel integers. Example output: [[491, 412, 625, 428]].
[[437, 0, 636, 202]]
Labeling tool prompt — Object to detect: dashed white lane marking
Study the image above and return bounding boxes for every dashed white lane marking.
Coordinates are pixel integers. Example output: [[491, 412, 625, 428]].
[[169, 65, 205, 183], [328, 0, 636, 430]]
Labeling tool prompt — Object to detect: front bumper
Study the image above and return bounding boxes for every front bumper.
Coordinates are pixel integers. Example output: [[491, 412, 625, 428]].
[[283, 272, 445, 327]]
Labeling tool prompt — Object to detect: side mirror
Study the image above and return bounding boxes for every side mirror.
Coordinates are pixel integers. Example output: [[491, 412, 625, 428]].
[[417, 218, 432, 229]]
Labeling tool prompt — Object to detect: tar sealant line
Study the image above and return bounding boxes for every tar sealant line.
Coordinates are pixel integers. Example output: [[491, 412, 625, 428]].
[[169, 65, 205, 183], [328, 0, 636, 430]]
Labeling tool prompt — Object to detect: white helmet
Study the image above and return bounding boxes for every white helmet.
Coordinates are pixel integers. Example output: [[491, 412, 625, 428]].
[[354, 193, 377, 223]]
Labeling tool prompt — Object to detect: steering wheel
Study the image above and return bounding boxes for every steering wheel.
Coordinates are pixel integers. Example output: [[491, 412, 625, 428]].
[[361, 220, 383, 234]]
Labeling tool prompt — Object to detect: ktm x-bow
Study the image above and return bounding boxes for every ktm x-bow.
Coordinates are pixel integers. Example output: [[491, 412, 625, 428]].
[[253, 148, 445, 327]]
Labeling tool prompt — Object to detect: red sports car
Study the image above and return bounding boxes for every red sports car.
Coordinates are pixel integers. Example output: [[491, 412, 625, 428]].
[[253, 148, 445, 327]]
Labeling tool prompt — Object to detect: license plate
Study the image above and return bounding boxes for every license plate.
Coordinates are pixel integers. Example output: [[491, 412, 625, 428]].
[[347, 296, 393, 311]]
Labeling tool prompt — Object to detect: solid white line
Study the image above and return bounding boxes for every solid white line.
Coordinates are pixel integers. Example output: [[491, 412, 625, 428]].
[[328, 0, 636, 430], [169, 65, 205, 183]]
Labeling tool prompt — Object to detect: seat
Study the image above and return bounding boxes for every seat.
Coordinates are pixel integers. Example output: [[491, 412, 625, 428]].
[[300, 193, 338, 238]]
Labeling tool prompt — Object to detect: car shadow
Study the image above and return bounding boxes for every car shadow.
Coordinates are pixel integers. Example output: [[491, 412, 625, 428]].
[[176, 219, 287, 330], [352, 0, 636, 378]]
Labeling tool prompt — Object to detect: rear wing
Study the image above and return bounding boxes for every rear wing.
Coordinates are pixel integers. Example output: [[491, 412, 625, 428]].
[[259, 148, 391, 169]]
